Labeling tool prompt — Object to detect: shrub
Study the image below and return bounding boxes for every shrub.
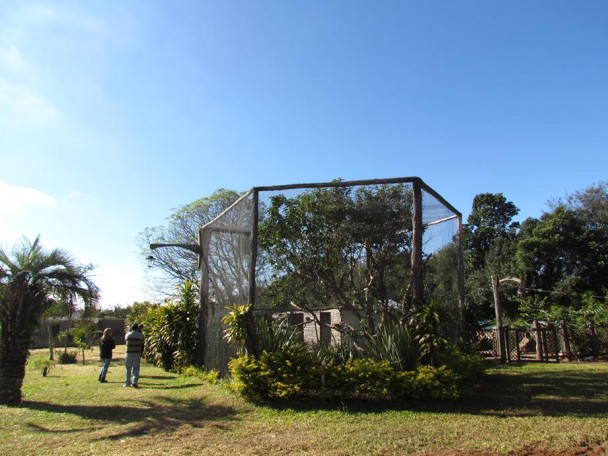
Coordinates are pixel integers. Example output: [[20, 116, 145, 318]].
[[57, 350, 78, 364], [222, 304, 250, 352], [132, 281, 199, 372], [229, 349, 319, 401], [323, 357, 394, 400], [181, 366, 220, 384], [409, 365, 459, 400], [409, 300, 455, 366], [436, 346, 487, 391], [229, 348, 467, 404], [30, 357, 56, 376]]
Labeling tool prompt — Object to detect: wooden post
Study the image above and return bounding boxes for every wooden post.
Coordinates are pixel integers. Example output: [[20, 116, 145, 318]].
[[550, 325, 559, 362], [589, 321, 598, 359], [560, 320, 571, 361], [504, 326, 511, 363], [411, 179, 424, 310], [491, 275, 506, 363], [542, 326, 550, 362], [246, 190, 259, 358], [197, 228, 211, 368], [456, 215, 466, 340], [515, 328, 522, 362], [533, 320, 543, 361]]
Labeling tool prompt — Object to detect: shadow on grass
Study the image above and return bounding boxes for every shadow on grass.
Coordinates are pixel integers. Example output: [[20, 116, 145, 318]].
[[137, 382, 203, 390], [448, 364, 608, 418], [138, 375, 179, 380], [261, 364, 608, 418], [16, 394, 240, 440]]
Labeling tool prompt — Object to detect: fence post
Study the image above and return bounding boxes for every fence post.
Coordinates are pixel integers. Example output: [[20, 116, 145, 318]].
[[533, 320, 544, 361], [551, 325, 559, 362], [589, 321, 598, 359], [492, 275, 506, 363], [560, 320, 571, 361], [515, 328, 522, 362], [504, 326, 511, 363]]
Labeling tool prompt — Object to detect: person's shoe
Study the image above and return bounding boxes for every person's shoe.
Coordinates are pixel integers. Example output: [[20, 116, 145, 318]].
[[100, 379, 107, 383], [132, 384, 139, 388]]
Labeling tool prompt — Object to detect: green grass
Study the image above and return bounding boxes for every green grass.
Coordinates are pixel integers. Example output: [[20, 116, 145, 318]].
[[1, 346, 608, 455]]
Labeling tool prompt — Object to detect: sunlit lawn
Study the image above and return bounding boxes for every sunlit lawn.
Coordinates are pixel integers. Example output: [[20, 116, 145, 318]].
[[1, 346, 608, 455]]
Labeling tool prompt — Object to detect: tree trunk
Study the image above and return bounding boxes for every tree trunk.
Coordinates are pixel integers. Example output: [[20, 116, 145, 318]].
[[47, 320, 54, 361], [0, 337, 29, 404]]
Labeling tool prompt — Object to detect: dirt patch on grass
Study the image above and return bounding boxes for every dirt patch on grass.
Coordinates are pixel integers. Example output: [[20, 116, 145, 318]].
[[414, 438, 608, 456]]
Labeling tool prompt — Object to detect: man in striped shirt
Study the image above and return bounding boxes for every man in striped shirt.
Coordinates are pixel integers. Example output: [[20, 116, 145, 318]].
[[124, 323, 145, 388]]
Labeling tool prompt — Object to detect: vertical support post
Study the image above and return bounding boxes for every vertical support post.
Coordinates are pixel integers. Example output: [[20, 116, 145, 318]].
[[197, 228, 211, 368], [504, 326, 511, 363], [560, 320, 571, 361], [551, 325, 560, 362], [246, 190, 259, 358], [411, 179, 423, 310], [589, 321, 598, 359], [456, 215, 466, 340], [542, 326, 550, 361], [533, 319, 544, 361], [491, 275, 506, 363]]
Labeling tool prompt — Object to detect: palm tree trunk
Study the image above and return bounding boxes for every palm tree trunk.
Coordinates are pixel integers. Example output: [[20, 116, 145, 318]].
[[0, 334, 29, 404]]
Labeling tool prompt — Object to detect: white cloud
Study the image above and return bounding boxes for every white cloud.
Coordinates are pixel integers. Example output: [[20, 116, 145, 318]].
[[0, 180, 57, 216], [0, 78, 59, 123], [1, 45, 26, 73], [27, 3, 105, 34]]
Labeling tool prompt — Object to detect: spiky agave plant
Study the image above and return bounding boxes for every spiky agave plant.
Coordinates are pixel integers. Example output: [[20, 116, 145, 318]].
[[364, 320, 418, 371]]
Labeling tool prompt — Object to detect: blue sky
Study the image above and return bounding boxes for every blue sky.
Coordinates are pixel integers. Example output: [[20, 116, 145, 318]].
[[1, 1, 607, 308]]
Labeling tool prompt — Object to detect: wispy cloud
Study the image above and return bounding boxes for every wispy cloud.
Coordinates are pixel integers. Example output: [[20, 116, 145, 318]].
[[0, 3, 109, 126], [0, 78, 59, 123], [0, 180, 57, 216], [0, 44, 27, 73], [27, 3, 105, 34]]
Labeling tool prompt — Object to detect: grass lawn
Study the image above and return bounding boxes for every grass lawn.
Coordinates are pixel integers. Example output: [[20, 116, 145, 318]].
[[1, 346, 607, 455]]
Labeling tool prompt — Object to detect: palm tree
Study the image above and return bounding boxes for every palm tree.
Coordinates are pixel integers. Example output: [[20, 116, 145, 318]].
[[0, 237, 99, 404]]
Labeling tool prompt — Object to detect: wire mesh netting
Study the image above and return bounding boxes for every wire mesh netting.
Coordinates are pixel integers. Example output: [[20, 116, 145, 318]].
[[200, 178, 463, 371]]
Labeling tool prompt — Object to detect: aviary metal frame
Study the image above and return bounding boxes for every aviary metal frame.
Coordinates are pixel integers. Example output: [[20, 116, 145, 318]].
[[196, 176, 465, 370]]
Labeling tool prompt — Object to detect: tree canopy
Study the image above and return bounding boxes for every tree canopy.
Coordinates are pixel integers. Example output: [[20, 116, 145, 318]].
[[138, 188, 242, 297], [517, 182, 608, 312], [463, 182, 608, 328], [258, 183, 414, 322]]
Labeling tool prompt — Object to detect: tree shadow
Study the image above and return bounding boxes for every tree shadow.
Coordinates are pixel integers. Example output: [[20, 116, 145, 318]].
[[136, 382, 202, 390], [138, 374, 179, 380], [261, 364, 608, 418], [447, 365, 608, 417], [17, 395, 240, 441]]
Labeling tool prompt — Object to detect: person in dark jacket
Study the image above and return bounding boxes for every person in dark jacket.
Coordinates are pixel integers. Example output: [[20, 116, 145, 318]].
[[98, 328, 116, 383]]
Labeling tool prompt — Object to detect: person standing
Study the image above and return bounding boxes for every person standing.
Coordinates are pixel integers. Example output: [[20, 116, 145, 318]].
[[124, 323, 145, 388], [98, 328, 116, 383]]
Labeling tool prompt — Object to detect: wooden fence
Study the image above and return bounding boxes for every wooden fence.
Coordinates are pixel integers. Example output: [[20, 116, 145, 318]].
[[475, 321, 608, 362]]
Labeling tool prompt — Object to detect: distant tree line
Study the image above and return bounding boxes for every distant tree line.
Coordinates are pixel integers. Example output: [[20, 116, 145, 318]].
[[463, 182, 608, 330]]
